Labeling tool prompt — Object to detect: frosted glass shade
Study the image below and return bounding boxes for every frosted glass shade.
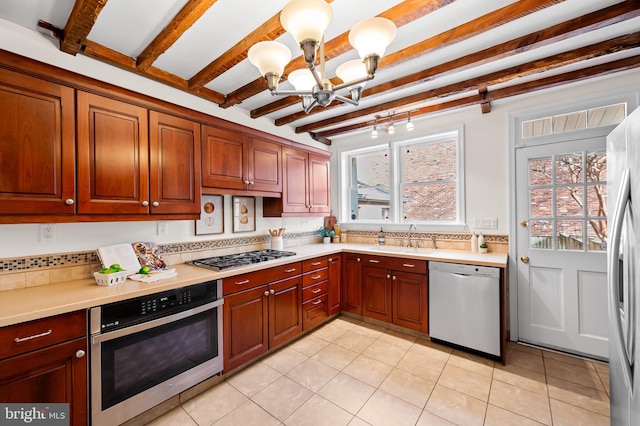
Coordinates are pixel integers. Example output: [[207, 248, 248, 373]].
[[336, 59, 369, 86], [280, 0, 332, 44], [348, 17, 396, 59], [248, 41, 291, 77], [288, 69, 316, 90]]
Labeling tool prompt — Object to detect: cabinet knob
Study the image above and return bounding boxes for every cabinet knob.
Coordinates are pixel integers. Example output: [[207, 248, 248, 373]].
[[76, 350, 86, 359], [244, 180, 250, 185], [387, 274, 391, 279], [392, 276, 397, 280], [270, 289, 275, 295], [357, 258, 361, 262], [152, 201, 160, 207], [264, 290, 269, 297], [65, 199, 74, 205], [250, 181, 254, 185], [142, 201, 149, 206]]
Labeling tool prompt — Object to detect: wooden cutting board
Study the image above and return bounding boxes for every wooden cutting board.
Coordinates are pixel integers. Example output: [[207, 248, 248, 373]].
[[324, 215, 337, 230]]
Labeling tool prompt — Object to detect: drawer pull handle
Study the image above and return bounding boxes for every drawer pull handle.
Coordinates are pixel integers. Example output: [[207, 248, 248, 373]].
[[312, 299, 323, 305], [285, 268, 296, 273], [76, 350, 86, 359], [403, 263, 415, 268], [311, 262, 322, 266], [369, 259, 380, 263], [235, 279, 250, 285], [312, 275, 322, 280], [312, 288, 322, 293], [15, 329, 52, 343]]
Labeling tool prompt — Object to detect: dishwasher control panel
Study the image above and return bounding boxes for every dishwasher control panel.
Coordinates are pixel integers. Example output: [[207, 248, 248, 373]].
[[429, 261, 500, 278]]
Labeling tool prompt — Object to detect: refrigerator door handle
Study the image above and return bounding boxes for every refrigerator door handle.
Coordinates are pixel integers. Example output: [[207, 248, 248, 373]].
[[609, 168, 633, 393]]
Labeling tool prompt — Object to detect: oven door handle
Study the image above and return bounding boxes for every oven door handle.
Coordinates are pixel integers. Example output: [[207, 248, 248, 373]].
[[91, 298, 224, 344]]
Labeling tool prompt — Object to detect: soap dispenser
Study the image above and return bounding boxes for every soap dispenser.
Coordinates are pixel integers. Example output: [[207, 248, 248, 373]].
[[471, 232, 478, 252], [378, 227, 385, 245]]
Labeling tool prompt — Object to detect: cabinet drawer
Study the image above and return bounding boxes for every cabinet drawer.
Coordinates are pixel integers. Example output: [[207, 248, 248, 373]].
[[302, 294, 328, 330], [302, 281, 328, 302], [223, 262, 302, 295], [302, 268, 328, 287], [0, 310, 87, 360], [361, 255, 426, 274], [303, 257, 328, 272]]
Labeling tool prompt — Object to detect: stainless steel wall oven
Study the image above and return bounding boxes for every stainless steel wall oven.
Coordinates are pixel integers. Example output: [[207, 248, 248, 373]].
[[90, 280, 223, 426]]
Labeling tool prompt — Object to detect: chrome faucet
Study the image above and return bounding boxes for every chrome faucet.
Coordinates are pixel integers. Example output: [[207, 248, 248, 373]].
[[407, 223, 417, 248]]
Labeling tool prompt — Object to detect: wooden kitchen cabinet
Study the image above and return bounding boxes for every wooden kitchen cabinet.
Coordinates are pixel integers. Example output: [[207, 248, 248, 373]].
[[341, 253, 363, 315], [327, 254, 342, 315], [77, 92, 201, 216], [0, 67, 76, 216], [263, 147, 331, 216], [0, 310, 88, 426], [301, 257, 330, 330], [362, 265, 393, 323], [201, 124, 281, 194], [393, 270, 428, 333]]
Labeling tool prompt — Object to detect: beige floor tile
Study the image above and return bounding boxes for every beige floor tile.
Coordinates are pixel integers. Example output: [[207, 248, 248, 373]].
[[252, 376, 313, 421], [437, 363, 492, 401], [284, 394, 353, 426], [505, 348, 545, 374], [493, 363, 548, 395], [379, 368, 435, 409], [330, 317, 359, 330], [447, 350, 495, 378], [317, 372, 375, 415], [286, 357, 339, 392], [507, 341, 543, 356], [546, 376, 610, 417], [289, 334, 330, 357], [262, 347, 309, 374], [489, 380, 551, 425], [333, 330, 376, 353], [311, 323, 349, 342], [357, 390, 423, 426], [543, 350, 596, 370], [415, 410, 456, 426], [226, 362, 282, 397], [409, 338, 452, 363], [544, 358, 605, 391], [145, 407, 197, 426], [549, 398, 610, 426], [378, 329, 417, 350], [362, 339, 409, 366], [214, 400, 281, 426], [424, 384, 487, 426], [312, 343, 359, 370], [350, 322, 386, 339], [396, 350, 446, 382], [347, 417, 372, 426], [484, 404, 546, 426], [181, 381, 248, 425], [343, 354, 394, 387]]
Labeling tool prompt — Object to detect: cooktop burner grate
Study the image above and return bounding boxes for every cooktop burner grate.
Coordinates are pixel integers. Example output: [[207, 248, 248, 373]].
[[189, 249, 297, 271]]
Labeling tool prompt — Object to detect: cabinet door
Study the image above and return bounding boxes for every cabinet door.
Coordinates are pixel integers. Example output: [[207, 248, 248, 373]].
[[327, 255, 342, 315], [224, 285, 269, 372], [280, 147, 310, 213], [362, 266, 392, 323], [0, 337, 88, 426], [247, 136, 281, 192], [341, 254, 362, 315], [269, 276, 302, 348], [0, 68, 75, 215], [308, 153, 331, 214], [77, 91, 149, 214], [393, 271, 428, 333], [201, 125, 246, 190], [149, 111, 201, 214]]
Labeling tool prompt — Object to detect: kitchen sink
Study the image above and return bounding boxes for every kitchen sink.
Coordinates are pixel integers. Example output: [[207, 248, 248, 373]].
[[369, 245, 434, 254]]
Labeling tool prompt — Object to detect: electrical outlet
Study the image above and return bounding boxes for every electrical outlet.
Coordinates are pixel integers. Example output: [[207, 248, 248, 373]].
[[40, 224, 56, 243], [474, 217, 498, 229], [157, 221, 168, 236]]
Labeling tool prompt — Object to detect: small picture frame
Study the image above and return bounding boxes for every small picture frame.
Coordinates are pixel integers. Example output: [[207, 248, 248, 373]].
[[195, 195, 224, 235], [232, 196, 255, 233]]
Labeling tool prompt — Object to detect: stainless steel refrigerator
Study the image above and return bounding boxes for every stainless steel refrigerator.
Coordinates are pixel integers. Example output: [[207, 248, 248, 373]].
[[608, 105, 640, 425]]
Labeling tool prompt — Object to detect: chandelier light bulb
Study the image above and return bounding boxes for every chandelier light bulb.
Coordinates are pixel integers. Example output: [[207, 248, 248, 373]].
[[388, 123, 395, 135], [248, 41, 291, 79], [288, 68, 316, 91], [280, 0, 332, 45], [349, 17, 397, 60]]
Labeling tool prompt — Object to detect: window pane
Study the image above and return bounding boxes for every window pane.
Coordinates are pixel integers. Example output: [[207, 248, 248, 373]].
[[587, 219, 607, 252], [352, 149, 389, 187], [556, 154, 582, 184], [530, 188, 552, 218], [402, 141, 456, 182], [522, 117, 551, 138], [556, 187, 583, 217], [402, 182, 455, 221], [587, 103, 625, 128], [529, 157, 552, 185], [552, 111, 586, 133], [557, 220, 583, 251], [587, 185, 606, 217], [586, 152, 607, 182], [350, 187, 390, 220], [530, 219, 553, 250]]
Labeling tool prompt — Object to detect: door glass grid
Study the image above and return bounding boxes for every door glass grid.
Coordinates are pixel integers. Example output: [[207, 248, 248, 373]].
[[527, 150, 607, 251]]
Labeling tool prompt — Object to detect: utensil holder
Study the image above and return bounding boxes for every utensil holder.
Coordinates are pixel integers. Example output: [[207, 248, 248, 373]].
[[271, 236, 283, 250]]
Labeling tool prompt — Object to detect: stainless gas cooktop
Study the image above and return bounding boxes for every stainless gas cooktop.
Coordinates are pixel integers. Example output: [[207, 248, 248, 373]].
[[188, 249, 297, 271]]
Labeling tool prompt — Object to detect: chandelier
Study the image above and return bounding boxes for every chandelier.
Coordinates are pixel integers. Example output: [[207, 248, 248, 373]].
[[248, 0, 396, 113]]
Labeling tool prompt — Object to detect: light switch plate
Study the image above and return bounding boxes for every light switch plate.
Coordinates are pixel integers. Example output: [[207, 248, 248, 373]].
[[474, 217, 498, 229]]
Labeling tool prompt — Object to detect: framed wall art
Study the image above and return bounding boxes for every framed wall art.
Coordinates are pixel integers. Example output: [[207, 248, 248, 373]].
[[195, 195, 224, 235], [232, 196, 255, 233]]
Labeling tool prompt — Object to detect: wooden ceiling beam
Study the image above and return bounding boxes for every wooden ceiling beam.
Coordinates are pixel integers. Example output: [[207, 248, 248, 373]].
[[60, 0, 108, 55], [298, 33, 640, 134], [219, 0, 455, 108], [136, 0, 219, 72], [271, 0, 640, 124], [313, 55, 640, 141]]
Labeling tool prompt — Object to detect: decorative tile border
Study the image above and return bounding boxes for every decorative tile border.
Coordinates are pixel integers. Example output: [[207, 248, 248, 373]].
[[346, 229, 509, 243]]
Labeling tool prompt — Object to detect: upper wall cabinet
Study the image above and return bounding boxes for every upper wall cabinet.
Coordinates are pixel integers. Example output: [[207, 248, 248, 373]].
[[201, 125, 281, 195], [77, 92, 201, 216], [263, 146, 331, 217], [0, 68, 75, 216]]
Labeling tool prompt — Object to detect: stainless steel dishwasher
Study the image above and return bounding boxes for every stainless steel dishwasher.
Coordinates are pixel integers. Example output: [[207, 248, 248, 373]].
[[428, 261, 500, 357]]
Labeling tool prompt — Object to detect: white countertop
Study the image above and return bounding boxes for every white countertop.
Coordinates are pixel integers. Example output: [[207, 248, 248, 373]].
[[0, 243, 507, 327]]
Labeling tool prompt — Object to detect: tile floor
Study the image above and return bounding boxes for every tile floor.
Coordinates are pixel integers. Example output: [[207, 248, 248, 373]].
[[147, 316, 610, 426]]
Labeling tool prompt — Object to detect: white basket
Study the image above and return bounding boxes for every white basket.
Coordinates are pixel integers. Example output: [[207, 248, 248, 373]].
[[94, 270, 129, 286]]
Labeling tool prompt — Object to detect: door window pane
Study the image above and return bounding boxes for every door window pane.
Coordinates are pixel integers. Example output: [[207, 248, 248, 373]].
[[587, 219, 607, 252], [556, 187, 583, 217], [586, 152, 607, 182], [557, 220, 583, 251], [530, 188, 552, 218], [529, 158, 552, 185], [587, 185, 607, 217], [530, 219, 553, 249], [556, 154, 583, 184]]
